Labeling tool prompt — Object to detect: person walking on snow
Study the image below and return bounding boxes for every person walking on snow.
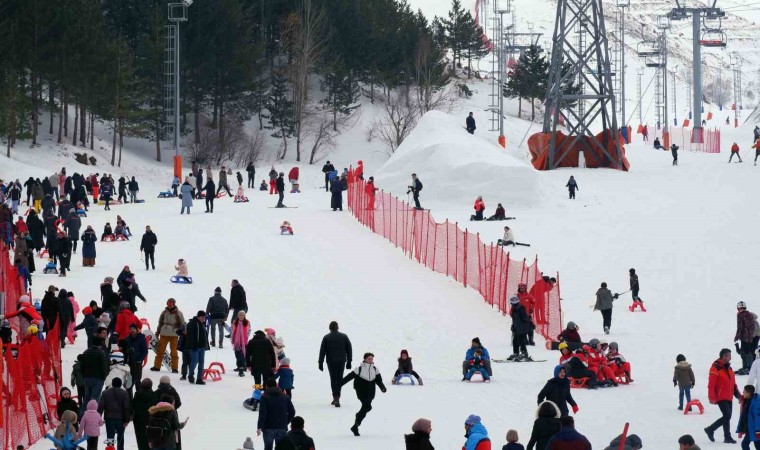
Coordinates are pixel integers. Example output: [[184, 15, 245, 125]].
[[185, 311, 210, 384], [594, 282, 616, 335], [151, 299, 185, 373], [671, 143, 679, 166], [276, 173, 286, 208], [466, 112, 476, 134], [342, 352, 387, 436], [180, 179, 193, 214], [139, 225, 157, 270], [268, 167, 278, 195], [330, 176, 343, 211], [704, 348, 741, 444], [461, 415, 491, 450], [322, 161, 336, 192], [729, 142, 743, 163], [319, 321, 353, 408], [246, 162, 256, 188], [566, 176, 578, 199], [203, 174, 216, 213], [409, 174, 423, 210], [257, 378, 296, 450], [546, 416, 591, 450], [231, 311, 250, 376], [217, 166, 232, 197], [629, 268, 642, 305], [247, 329, 277, 385], [674, 354, 696, 411], [206, 287, 229, 348], [735, 302, 756, 376], [753, 138, 760, 166]]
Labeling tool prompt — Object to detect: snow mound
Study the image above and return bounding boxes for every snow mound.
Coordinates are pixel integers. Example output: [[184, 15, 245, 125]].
[[374, 110, 546, 207]]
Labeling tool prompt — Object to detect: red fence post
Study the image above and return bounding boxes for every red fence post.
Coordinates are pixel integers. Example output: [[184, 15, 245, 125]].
[[455, 223, 459, 282], [446, 219, 449, 278], [464, 229, 469, 288]]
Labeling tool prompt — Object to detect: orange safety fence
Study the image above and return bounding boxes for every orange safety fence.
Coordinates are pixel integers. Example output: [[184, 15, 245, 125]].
[[1, 241, 62, 450], [346, 174, 563, 343], [638, 126, 721, 153]]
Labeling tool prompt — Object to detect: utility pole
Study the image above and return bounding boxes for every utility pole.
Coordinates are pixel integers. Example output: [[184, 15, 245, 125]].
[[730, 52, 740, 128], [617, 0, 630, 131], [167, 1, 191, 179], [543, 0, 623, 170], [657, 16, 670, 138], [637, 68, 643, 125], [667, 2, 725, 143], [671, 67, 678, 125]]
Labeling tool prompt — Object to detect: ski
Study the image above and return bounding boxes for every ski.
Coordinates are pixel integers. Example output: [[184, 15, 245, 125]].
[[492, 359, 547, 363], [267, 206, 299, 208]]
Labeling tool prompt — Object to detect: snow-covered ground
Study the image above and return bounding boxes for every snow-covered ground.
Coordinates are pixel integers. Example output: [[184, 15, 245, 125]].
[[1, 105, 756, 449]]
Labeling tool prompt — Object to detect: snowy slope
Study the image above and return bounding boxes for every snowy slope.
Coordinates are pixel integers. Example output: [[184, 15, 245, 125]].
[[0, 104, 755, 449]]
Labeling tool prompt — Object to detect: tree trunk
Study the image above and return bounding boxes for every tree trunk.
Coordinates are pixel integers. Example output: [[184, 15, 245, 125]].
[[57, 89, 63, 144], [517, 97, 522, 119], [281, 136, 288, 159], [219, 97, 225, 158], [118, 124, 124, 167], [155, 118, 162, 162], [193, 94, 200, 144], [531, 96, 535, 121], [31, 74, 38, 145], [72, 102, 78, 145], [48, 81, 54, 135], [6, 73, 14, 156], [79, 103, 86, 146], [467, 55, 472, 79], [90, 111, 94, 149], [63, 91, 68, 137]]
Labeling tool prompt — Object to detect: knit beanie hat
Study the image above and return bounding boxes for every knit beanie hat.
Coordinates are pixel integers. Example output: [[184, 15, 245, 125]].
[[412, 418, 431, 432], [214, 287, 222, 293], [676, 354, 686, 363], [160, 375, 171, 385], [509, 296, 520, 305], [141, 378, 153, 389], [465, 414, 481, 426], [281, 357, 291, 366], [243, 437, 254, 449]]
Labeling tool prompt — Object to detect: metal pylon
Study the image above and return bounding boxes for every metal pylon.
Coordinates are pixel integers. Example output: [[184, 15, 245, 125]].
[[543, 0, 623, 170], [164, 24, 177, 139]]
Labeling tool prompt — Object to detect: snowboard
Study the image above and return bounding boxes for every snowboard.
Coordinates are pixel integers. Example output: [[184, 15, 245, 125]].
[[144, 329, 172, 370], [170, 276, 193, 284]]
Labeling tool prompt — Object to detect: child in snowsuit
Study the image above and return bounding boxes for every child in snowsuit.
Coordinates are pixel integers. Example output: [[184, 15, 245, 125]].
[[74, 307, 98, 349], [392, 349, 423, 385], [566, 176, 578, 199], [43, 258, 58, 274], [605, 341, 633, 382], [174, 259, 190, 283], [234, 186, 247, 202], [280, 221, 293, 235], [259, 180, 267, 191], [275, 357, 294, 398], [464, 349, 490, 382], [673, 353, 695, 410], [243, 384, 264, 411]]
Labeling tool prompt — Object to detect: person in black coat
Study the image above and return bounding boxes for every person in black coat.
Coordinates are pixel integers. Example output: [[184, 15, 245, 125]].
[[203, 177, 215, 213], [77, 337, 110, 407], [466, 112, 476, 134], [321, 161, 335, 192], [319, 321, 353, 407], [131, 378, 159, 450], [58, 199, 73, 220], [155, 376, 182, 409], [404, 418, 434, 450], [57, 232, 72, 276], [257, 378, 296, 450], [409, 174, 423, 210], [185, 311, 210, 384], [24, 177, 35, 204], [275, 172, 286, 208], [275, 416, 316, 450], [41, 286, 60, 332], [246, 329, 277, 385], [229, 279, 248, 318], [27, 210, 45, 251], [509, 297, 533, 361], [117, 176, 128, 204], [671, 143, 679, 166], [526, 401, 562, 450], [246, 163, 256, 188], [330, 177, 343, 211], [127, 325, 149, 386], [341, 352, 387, 436], [537, 365, 578, 417], [566, 176, 578, 200], [139, 226, 158, 270], [58, 289, 75, 347]]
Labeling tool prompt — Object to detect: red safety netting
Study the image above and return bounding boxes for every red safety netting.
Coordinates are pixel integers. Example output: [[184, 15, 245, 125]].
[[1, 242, 61, 450], [638, 126, 721, 153], [347, 174, 563, 342]]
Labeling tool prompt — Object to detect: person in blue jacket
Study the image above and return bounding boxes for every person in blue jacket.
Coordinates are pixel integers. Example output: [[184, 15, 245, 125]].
[[100, 181, 113, 211], [462, 415, 491, 450], [275, 357, 294, 398], [741, 384, 760, 448], [462, 337, 492, 377]]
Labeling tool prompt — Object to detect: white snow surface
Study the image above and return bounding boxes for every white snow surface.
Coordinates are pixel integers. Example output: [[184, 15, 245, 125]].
[[374, 111, 546, 208], [2, 111, 759, 450]]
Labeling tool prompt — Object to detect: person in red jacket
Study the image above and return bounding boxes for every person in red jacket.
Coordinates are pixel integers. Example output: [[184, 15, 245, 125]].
[[584, 340, 618, 386], [114, 302, 141, 339], [471, 196, 486, 221], [516, 283, 536, 345], [1, 296, 43, 338], [754, 139, 760, 165], [354, 160, 364, 181], [15, 216, 28, 235], [705, 348, 741, 444], [365, 177, 378, 210], [288, 167, 300, 193], [729, 142, 743, 163]]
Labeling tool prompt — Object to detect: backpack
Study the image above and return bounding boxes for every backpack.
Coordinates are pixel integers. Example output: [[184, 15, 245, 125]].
[[416, 180, 423, 191], [146, 415, 172, 444]]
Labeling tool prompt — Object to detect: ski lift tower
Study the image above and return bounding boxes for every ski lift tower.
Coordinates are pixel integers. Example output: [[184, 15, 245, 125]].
[[616, 0, 630, 131], [166, 0, 191, 178], [667, 1, 725, 143], [542, 0, 623, 170], [730, 52, 741, 128]]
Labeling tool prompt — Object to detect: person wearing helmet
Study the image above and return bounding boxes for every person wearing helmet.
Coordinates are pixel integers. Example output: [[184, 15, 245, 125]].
[[736, 302, 756, 376], [557, 322, 582, 349], [606, 342, 633, 383], [516, 283, 537, 346], [586, 339, 618, 387], [564, 347, 599, 390], [508, 296, 533, 362], [558, 342, 574, 365]]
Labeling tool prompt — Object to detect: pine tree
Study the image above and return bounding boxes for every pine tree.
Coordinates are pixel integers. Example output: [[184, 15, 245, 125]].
[[320, 59, 360, 131], [461, 19, 489, 78], [443, 0, 471, 71], [263, 69, 295, 159]]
